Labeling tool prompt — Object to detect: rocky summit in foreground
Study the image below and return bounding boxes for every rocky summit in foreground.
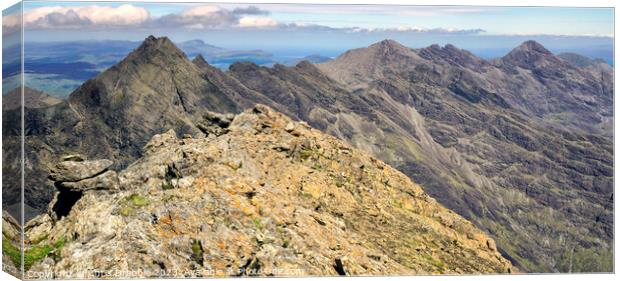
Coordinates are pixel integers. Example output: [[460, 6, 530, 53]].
[[10, 105, 511, 278]]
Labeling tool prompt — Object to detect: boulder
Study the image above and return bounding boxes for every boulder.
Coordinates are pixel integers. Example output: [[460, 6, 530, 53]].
[[197, 111, 235, 136], [59, 170, 120, 192], [204, 111, 235, 128], [49, 159, 113, 182], [143, 129, 178, 154]]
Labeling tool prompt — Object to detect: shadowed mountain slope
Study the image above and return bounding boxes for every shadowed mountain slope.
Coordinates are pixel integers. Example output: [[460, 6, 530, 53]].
[[2, 87, 62, 110]]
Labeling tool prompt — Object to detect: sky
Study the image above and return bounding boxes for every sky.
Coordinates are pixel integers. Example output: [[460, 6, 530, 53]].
[[12, 2, 614, 36], [1, 1, 615, 60]]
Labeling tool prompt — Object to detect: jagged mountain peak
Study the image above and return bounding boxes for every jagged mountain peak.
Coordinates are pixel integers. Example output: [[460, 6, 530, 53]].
[[429, 43, 470, 54], [317, 39, 422, 87], [371, 39, 407, 49], [142, 35, 176, 49], [124, 35, 188, 63], [501, 40, 559, 68], [65, 33, 240, 149], [293, 60, 330, 78], [295, 60, 317, 70], [68, 35, 200, 110], [417, 43, 487, 69], [228, 61, 262, 73], [192, 54, 210, 68], [326, 39, 417, 65], [513, 40, 552, 55], [367, 39, 414, 56]]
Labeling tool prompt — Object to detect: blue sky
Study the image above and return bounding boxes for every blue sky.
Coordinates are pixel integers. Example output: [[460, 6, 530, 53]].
[[2, 2, 614, 61], [230, 4, 613, 36], [17, 2, 613, 36]]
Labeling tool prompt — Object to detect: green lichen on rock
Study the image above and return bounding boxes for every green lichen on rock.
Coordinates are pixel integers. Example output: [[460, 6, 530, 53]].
[[118, 194, 150, 216], [128, 194, 149, 206]]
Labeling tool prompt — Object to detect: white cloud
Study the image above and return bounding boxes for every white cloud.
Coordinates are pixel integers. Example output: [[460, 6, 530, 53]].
[[12, 4, 150, 29], [6, 3, 485, 35], [86, 4, 150, 25], [2, 13, 21, 34], [396, 25, 424, 32], [181, 5, 222, 17], [342, 25, 484, 35], [237, 16, 278, 27], [243, 4, 493, 17], [151, 5, 274, 29]]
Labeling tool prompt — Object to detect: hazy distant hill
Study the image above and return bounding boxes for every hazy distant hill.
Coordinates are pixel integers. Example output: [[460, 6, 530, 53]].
[[284, 54, 333, 66], [179, 39, 275, 67]]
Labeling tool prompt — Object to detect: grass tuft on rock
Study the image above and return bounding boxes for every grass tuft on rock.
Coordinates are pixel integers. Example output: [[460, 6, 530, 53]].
[[2, 235, 66, 271], [2, 236, 21, 270], [190, 239, 204, 266]]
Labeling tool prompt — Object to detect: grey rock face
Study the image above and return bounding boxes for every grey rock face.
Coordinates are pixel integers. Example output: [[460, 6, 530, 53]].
[[49, 159, 113, 182], [44, 157, 119, 223], [143, 129, 179, 155], [58, 170, 120, 192]]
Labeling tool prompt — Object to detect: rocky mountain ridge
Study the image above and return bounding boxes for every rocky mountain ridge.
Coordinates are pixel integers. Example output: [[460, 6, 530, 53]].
[[2, 36, 613, 273], [315, 39, 613, 272], [4, 105, 512, 277]]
